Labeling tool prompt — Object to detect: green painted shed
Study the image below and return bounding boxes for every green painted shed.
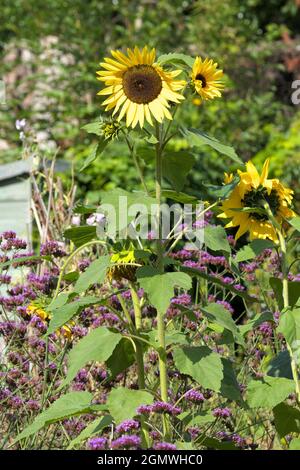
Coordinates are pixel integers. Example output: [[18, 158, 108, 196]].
[[0, 159, 32, 245]]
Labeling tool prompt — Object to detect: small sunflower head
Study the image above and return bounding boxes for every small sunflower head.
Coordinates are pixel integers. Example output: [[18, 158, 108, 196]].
[[26, 302, 49, 321], [191, 56, 224, 101], [100, 118, 122, 141], [107, 250, 141, 282]]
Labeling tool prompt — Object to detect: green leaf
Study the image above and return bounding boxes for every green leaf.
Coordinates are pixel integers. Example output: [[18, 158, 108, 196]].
[[290, 438, 300, 450], [201, 303, 245, 346], [99, 188, 156, 237], [204, 225, 231, 253], [204, 176, 239, 200], [0, 255, 51, 270], [157, 53, 194, 67], [288, 216, 300, 233], [178, 411, 215, 428], [147, 329, 189, 349], [15, 392, 93, 442], [105, 337, 136, 378], [200, 436, 237, 450], [235, 239, 274, 263], [67, 415, 112, 449], [270, 278, 300, 310], [80, 139, 109, 171], [145, 134, 158, 144], [246, 376, 295, 408], [160, 190, 198, 204], [74, 256, 110, 293], [182, 128, 242, 164], [64, 225, 96, 247], [48, 293, 69, 311], [239, 311, 275, 336], [181, 265, 257, 304], [137, 267, 192, 314], [81, 121, 102, 135], [61, 327, 122, 387], [162, 151, 195, 192], [278, 307, 300, 346], [267, 350, 293, 379], [73, 203, 98, 215], [173, 346, 242, 401], [273, 403, 300, 438], [46, 296, 103, 335], [107, 387, 153, 424]]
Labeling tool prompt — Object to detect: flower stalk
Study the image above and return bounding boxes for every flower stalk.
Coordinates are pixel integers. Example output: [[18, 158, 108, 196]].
[[264, 202, 300, 403]]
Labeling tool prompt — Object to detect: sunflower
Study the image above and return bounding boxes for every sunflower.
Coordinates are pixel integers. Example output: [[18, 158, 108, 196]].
[[218, 159, 295, 242], [191, 57, 224, 101], [107, 250, 142, 282], [97, 46, 185, 128], [26, 302, 73, 340]]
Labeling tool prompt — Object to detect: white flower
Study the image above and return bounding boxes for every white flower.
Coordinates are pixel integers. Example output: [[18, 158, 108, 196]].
[[86, 213, 106, 226], [71, 215, 81, 226], [15, 119, 27, 131]]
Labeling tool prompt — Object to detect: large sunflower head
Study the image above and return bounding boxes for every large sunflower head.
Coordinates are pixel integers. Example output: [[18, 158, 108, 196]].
[[219, 159, 295, 242], [191, 57, 224, 101], [97, 46, 185, 128]]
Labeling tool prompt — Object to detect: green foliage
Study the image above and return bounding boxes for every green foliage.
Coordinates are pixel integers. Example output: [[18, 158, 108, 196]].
[[235, 239, 274, 263], [246, 377, 295, 408], [67, 415, 113, 449], [47, 296, 103, 334], [73, 256, 110, 293], [15, 392, 93, 442], [182, 128, 242, 165], [162, 151, 195, 192], [204, 225, 231, 253], [201, 303, 245, 346], [173, 346, 241, 401], [61, 327, 122, 387], [137, 268, 192, 314], [107, 388, 153, 424], [273, 403, 300, 438], [64, 226, 97, 247], [278, 307, 300, 346]]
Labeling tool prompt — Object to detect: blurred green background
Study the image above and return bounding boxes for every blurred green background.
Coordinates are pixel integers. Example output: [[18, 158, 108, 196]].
[[1, 0, 300, 205]]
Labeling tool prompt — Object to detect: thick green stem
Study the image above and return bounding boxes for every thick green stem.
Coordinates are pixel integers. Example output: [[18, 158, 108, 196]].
[[264, 203, 300, 402], [130, 284, 150, 448], [155, 123, 170, 438], [277, 229, 300, 403], [130, 284, 145, 389]]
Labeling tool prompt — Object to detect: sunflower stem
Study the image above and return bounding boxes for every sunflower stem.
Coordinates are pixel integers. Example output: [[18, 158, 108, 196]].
[[130, 283, 150, 448], [277, 229, 300, 404], [155, 122, 170, 439], [264, 202, 300, 403]]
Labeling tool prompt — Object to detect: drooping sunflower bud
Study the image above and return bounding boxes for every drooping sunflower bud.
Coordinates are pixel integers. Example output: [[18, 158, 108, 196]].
[[107, 250, 141, 282]]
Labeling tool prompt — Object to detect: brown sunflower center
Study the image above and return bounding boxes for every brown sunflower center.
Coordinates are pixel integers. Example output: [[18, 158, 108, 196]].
[[242, 186, 281, 221], [195, 73, 207, 88], [122, 65, 162, 104]]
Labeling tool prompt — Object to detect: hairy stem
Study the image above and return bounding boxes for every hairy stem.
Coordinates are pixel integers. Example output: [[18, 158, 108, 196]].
[[155, 122, 170, 438]]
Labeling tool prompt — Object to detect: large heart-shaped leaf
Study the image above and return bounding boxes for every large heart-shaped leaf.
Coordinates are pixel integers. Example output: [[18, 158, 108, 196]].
[[246, 376, 295, 408], [107, 387, 153, 424], [15, 392, 93, 442], [137, 267, 192, 314], [173, 346, 241, 401], [61, 327, 122, 387]]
